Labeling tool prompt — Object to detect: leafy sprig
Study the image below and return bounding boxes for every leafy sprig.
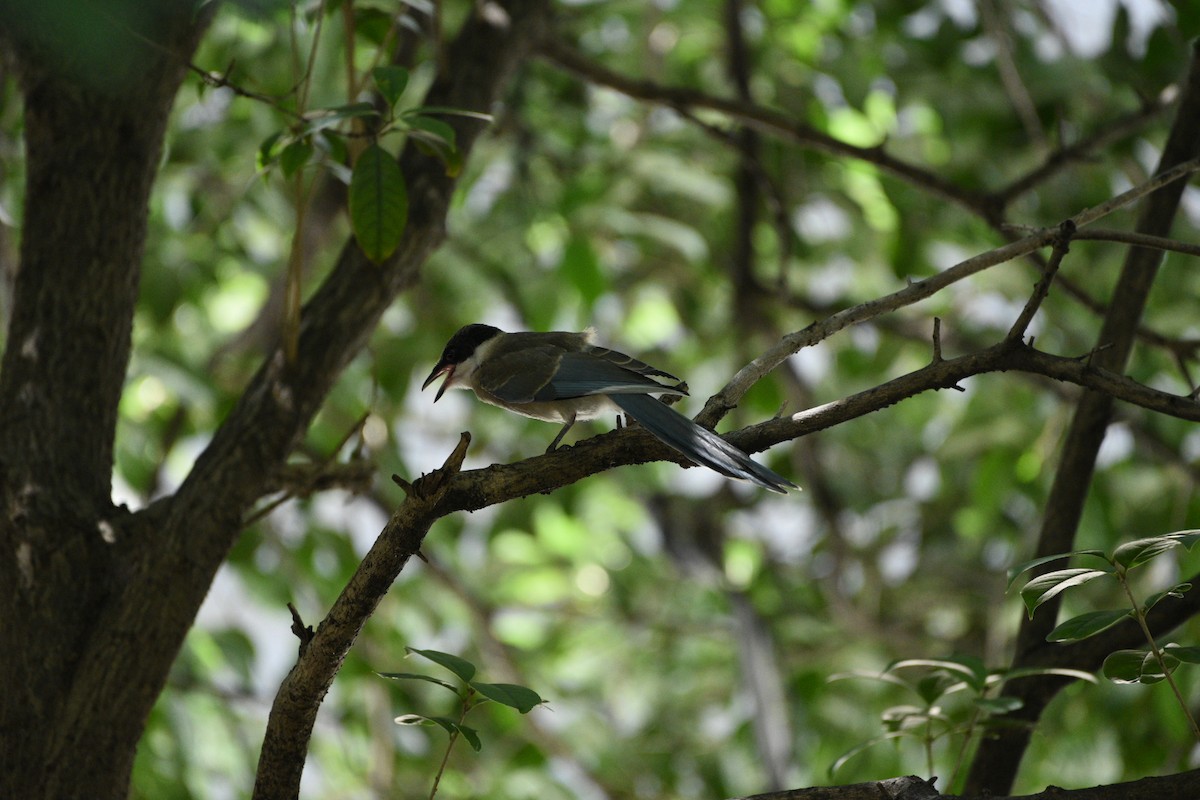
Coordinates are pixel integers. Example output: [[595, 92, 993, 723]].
[[1009, 529, 1200, 739], [379, 648, 546, 799]]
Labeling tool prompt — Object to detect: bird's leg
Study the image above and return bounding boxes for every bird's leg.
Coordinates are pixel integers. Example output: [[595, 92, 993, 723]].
[[546, 413, 577, 453]]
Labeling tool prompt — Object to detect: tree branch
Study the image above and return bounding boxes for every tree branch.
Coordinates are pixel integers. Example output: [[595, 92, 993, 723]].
[[338, 337, 1200, 521], [540, 38, 1173, 223], [252, 435, 471, 799], [965, 39, 1200, 795], [538, 38, 993, 217], [726, 769, 1200, 800], [697, 154, 1200, 426]]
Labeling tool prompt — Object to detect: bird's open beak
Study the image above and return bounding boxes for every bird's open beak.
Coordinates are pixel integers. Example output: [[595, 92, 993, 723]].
[[421, 361, 454, 402]]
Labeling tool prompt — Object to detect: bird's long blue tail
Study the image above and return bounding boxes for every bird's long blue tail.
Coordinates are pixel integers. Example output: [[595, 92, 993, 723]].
[[611, 394, 796, 494]]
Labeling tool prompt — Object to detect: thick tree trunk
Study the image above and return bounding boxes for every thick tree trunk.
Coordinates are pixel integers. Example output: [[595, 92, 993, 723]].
[[0, 4, 211, 797]]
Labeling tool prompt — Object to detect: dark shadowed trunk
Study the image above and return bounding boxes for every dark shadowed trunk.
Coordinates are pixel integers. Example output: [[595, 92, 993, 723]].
[[0, 3, 212, 796]]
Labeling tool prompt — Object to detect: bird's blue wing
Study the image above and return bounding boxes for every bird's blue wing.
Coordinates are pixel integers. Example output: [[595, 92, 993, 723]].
[[535, 352, 686, 399], [478, 341, 686, 402], [583, 345, 680, 383]]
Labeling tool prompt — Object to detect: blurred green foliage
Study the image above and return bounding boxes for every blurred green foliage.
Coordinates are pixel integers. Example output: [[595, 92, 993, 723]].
[[14, 0, 1187, 797]]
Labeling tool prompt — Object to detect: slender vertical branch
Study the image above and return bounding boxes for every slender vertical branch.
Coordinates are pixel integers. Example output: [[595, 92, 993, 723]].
[[1005, 219, 1074, 342]]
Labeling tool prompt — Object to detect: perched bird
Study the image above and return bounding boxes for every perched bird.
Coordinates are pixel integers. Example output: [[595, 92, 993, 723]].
[[421, 324, 796, 493]]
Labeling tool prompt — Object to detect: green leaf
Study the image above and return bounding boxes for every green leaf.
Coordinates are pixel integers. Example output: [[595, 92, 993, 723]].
[[376, 671, 462, 694], [404, 114, 457, 147], [1113, 531, 1200, 570], [405, 647, 475, 682], [318, 129, 349, 166], [914, 674, 953, 705], [1001, 666, 1098, 684], [350, 143, 408, 263], [829, 731, 910, 776], [1144, 583, 1192, 613], [1101, 650, 1149, 684], [880, 704, 933, 730], [1163, 643, 1200, 664], [395, 713, 468, 737], [372, 65, 409, 108], [826, 670, 917, 691], [1046, 609, 1132, 642], [401, 112, 463, 176], [886, 657, 983, 680], [299, 101, 381, 137], [470, 681, 546, 713], [1101, 649, 1175, 684], [398, 715, 482, 751], [279, 138, 313, 178], [430, 716, 475, 745], [1020, 568, 1113, 617], [457, 724, 483, 752], [1005, 550, 1107, 590], [405, 104, 494, 123], [873, 658, 976, 699], [257, 130, 284, 170], [411, 136, 463, 176], [974, 695, 1023, 714]]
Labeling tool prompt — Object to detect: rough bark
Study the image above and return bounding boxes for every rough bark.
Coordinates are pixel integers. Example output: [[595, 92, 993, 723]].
[[0, 3, 212, 797]]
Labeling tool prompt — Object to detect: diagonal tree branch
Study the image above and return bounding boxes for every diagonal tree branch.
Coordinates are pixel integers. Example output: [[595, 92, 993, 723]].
[[253, 435, 473, 799], [700, 155, 1200, 426], [345, 337, 1200, 523], [539, 37, 994, 217], [540, 38, 1172, 224]]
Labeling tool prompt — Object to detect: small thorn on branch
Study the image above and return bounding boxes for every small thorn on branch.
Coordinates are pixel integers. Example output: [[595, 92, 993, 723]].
[[408, 432, 473, 498], [288, 602, 314, 656], [1076, 341, 1115, 366]]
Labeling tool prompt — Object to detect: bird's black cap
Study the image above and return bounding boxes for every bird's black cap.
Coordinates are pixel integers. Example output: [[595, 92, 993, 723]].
[[421, 324, 503, 401]]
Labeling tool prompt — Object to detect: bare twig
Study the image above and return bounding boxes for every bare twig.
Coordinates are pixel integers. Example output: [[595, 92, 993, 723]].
[[1067, 227, 1200, 258], [1006, 220, 1075, 342], [978, 0, 1048, 153], [996, 98, 1169, 204]]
